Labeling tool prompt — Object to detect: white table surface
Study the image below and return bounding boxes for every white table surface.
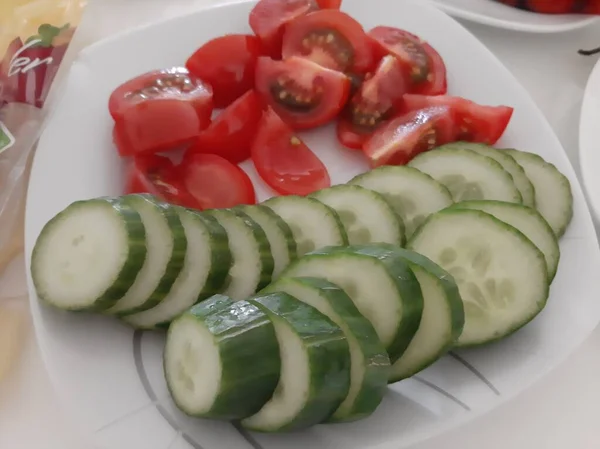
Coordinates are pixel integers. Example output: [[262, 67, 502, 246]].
[[3, 0, 600, 448]]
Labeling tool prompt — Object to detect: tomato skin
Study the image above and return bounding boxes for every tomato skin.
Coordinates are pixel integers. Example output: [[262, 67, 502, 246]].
[[363, 106, 457, 167], [189, 90, 263, 164], [108, 67, 213, 121], [186, 34, 264, 109], [179, 152, 256, 209], [249, 0, 317, 58], [402, 94, 513, 145], [255, 56, 350, 129], [316, 0, 342, 8], [368, 27, 447, 96], [526, 0, 575, 13], [252, 107, 330, 195], [281, 10, 373, 74]]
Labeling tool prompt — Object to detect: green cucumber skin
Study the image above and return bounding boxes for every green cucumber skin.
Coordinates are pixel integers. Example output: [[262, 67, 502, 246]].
[[31, 197, 147, 312], [167, 295, 281, 420], [114, 195, 188, 316], [262, 277, 390, 423], [245, 292, 351, 432]]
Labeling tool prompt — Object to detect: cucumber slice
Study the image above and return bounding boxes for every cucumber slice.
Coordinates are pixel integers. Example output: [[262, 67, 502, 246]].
[[280, 246, 423, 362], [349, 166, 453, 239], [31, 197, 146, 311], [124, 209, 231, 329], [235, 204, 297, 277], [441, 142, 536, 207], [262, 277, 390, 422], [106, 195, 187, 316], [407, 147, 522, 204], [310, 185, 405, 246], [408, 209, 549, 347], [165, 295, 280, 420], [242, 292, 350, 432], [503, 149, 573, 237], [451, 200, 559, 281], [206, 209, 274, 300], [263, 195, 348, 256]]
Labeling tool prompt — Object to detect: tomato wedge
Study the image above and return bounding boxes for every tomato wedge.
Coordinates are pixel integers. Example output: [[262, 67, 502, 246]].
[[282, 9, 373, 74], [108, 67, 213, 122], [363, 106, 457, 167], [252, 107, 330, 195], [255, 56, 350, 129], [336, 55, 408, 149], [179, 152, 256, 209], [316, 0, 342, 8], [249, 0, 317, 58], [402, 94, 513, 145], [186, 34, 265, 108], [368, 27, 447, 96]]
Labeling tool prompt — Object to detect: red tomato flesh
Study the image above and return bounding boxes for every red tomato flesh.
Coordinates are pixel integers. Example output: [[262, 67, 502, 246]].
[[190, 90, 263, 164], [186, 34, 265, 109], [282, 9, 373, 74], [255, 56, 350, 129], [252, 107, 330, 195], [526, 0, 575, 14], [316, 0, 342, 8], [369, 27, 447, 96], [363, 106, 457, 167], [337, 55, 408, 149], [402, 94, 513, 145]]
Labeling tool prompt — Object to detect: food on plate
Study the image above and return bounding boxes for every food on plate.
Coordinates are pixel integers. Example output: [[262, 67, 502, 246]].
[[316, 0, 342, 8], [281, 9, 373, 74], [185, 34, 265, 108], [495, 0, 577, 14], [254, 56, 351, 129], [369, 26, 447, 96], [251, 107, 331, 195]]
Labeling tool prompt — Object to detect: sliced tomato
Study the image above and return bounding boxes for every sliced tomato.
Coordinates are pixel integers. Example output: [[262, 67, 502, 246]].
[[336, 55, 408, 149], [255, 56, 350, 129], [402, 94, 513, 145], [179, 152, 256, 209], [316, 0, 342, 8], [190, 90, 263, 164], [186, 34, 265, 109], [252, 106, 330, 195], [368, 26, 447, 96], [113, 100, 206, 157], [108, 67, 213, 122], [282, 10, 373, 74], [363, 106, 457, 167], [526, 0, 575, 13], [249, 0, 317, 58]]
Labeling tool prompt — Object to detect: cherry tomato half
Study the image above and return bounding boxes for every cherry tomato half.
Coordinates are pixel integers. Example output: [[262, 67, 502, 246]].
[[282, 9, 373, 74], [337, 55, 408, 149], [186, 34, 265, 109], [316, 0, 342, 8], [402, 94, 513, 145], [369, 27, 447, 96], [363, 106, 457, 167], [252, 106, 330, 195], [526, 0, 575, 14], [190, 90, 263, 164], [255, 56, 350, 129], [108, 67, 213, 122]]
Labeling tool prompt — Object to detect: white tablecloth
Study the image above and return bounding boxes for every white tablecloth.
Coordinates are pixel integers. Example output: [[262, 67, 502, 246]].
[[3, 1, 600, 448]]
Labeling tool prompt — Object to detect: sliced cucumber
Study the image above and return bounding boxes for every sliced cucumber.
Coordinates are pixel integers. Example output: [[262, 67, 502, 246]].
[[408, 208, 549, 347], [407, 147, 522, 204], [280, 246, 423, 362], [106, 195, 187, 316], [242, 292, 350, 432], [165, 295, 280, 420], [206, 209, 274, 300], [451, 200, 559, 281], [441, 142, 536, 207], [262, 277, 390, 422], [31, 197, 146, 311], [349, 166, 453, 239], [263, 195, 348, 256], [310, 185, 405, 246], [503, 149, 573, 237], [124, 209, 231, 329], [235, 204, 297, 278]]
